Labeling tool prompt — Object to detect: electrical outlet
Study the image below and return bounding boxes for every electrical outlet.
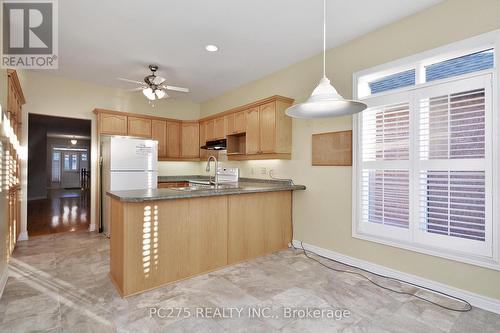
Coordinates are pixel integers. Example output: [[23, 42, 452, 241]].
[[260, 167, 267, 176]]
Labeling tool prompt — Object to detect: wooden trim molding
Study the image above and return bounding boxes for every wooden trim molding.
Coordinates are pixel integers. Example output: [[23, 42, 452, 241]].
[[199, 95, 294, 121], [7, 69, 26, 105]]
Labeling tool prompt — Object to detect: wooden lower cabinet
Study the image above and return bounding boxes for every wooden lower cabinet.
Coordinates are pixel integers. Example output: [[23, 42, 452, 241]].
[[228, 191, 291, 263], [109, 191, 292, 296]]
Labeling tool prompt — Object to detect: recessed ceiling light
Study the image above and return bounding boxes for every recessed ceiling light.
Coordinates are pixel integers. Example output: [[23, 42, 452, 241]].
[[205, 44, 219, 52]]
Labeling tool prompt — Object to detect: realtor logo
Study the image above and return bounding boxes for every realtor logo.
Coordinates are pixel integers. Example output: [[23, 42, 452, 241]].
[[1, 0, 58, 69]]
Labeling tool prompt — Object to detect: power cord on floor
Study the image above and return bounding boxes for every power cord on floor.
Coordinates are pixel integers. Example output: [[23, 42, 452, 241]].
[[295, 241, 472, 313]]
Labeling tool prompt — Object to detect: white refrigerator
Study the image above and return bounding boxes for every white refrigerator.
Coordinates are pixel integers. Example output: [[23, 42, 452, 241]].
[[101, 137, 158, 235]]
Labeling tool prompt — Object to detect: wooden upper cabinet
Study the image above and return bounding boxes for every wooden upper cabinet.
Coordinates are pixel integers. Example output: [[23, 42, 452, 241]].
[[151, 120, 167, 158], [259, 102, 276, 153], [199, 121, 207, 159], [214, 117, 225, 139], [234, 111, 246, 134], [181, 122, 200, 158], [245, 107, 260, 154], [166, 121, 181, 158], [206, 119, 215, 141], [225, 111, 246, 135], [128, 116, 152, 138], [225, 113, 235, 136], [99, 113, 128, 135]]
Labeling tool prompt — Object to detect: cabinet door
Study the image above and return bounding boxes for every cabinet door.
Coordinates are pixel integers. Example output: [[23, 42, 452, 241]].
[[225, 114, 235, 136], [199, 121, 207, 159], [245, 107, 260, 154], [166, 121, 181, 158], [214, 117, 225, 139], [259, 102, 276, 153], [151, 120, 167, 158], [234, 111, 246, 134], [181, 122, 200, 158], [99, 113, 127, 135], [206, 120, 215, 141], [228, 191, 291, 264], [128, 117, 152, 138]]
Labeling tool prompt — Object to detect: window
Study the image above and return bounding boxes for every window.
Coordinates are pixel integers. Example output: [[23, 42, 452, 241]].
[[51, 150, 61, 182], [63, 152, 79, 171], [425, 49, 493, 82], [368, 69, 415, 95], [358, 49, 494, 98], [71, 154, 78, 171], [353, 34, 497, 268], [63, 154, 70, 170]]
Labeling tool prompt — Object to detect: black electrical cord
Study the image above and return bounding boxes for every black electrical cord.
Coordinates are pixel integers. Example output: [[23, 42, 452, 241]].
[[295, 241, 472, 312]]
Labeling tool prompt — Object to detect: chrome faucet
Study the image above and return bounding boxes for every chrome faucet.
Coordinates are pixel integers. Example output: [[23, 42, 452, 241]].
[[206, 156, 219, 187]]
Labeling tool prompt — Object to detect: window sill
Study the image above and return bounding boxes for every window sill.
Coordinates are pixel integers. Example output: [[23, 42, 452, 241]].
[[352, 229, 500, 272]]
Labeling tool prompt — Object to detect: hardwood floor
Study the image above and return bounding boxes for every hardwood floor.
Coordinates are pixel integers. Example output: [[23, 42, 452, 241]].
[[27, 189, 90, 237]]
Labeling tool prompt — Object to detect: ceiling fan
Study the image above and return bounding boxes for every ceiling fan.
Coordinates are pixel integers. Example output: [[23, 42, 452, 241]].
[[118, 64, 190, 101]]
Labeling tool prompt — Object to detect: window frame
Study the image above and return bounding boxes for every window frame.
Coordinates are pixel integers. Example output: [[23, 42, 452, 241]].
[[352, 30, 500, 271]]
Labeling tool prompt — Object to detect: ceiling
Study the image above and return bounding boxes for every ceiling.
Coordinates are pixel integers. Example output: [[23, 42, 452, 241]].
[[57, 0, 442, 102]]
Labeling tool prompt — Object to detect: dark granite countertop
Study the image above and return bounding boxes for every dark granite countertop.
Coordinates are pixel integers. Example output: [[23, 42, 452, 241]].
[[107, 177, 306, 202]]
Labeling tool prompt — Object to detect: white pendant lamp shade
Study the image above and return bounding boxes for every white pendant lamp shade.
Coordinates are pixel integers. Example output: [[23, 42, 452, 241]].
[[286, 77, 367, 118], [285, 0, 366, 118]]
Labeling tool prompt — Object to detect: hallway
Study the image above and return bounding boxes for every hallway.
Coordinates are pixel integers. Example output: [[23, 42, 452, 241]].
[[27, 189, 90, 237]]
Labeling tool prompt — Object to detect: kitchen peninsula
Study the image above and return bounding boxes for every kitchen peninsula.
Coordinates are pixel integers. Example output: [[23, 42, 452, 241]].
[[107, 177, 305, 296]]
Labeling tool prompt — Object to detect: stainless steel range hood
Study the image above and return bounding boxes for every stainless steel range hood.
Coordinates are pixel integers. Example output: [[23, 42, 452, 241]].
[[201, 139, 226, 150]]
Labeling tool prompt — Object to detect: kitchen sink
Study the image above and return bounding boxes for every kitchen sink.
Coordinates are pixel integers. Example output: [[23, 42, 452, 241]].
[[172, 184, 241, 192]]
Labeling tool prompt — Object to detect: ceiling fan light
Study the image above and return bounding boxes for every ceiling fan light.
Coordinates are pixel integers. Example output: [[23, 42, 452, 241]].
[[155, 89, 167, 99], [142, 87, 156, 100]]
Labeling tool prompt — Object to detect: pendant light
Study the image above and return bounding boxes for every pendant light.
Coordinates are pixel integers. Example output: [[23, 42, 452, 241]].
[[286, 0, 367, 118]]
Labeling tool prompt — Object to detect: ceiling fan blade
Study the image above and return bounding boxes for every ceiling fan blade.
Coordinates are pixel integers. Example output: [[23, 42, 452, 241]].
[[165, 85, 189, 93], [127, 87, 143, 92], [117, 77, 144, 84], [152, 76, 166, 85]]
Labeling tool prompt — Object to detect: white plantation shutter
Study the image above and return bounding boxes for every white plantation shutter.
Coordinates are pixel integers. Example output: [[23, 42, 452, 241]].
[[356, 73, 493, 259], [359, 93, 412, 240], [415, 75, 492, 257]]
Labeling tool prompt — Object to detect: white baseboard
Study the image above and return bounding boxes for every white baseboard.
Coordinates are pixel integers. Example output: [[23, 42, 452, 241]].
[[88, 224, 96, 232], [17, 231, 28, 241], [292, 240, 500, 315], [0, 267, 9, 299]]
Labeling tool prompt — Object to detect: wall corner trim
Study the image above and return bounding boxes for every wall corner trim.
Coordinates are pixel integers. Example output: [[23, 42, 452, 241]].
[[0, 267, 9, 299], [292, 240, 500, 315], [17, 231, 28, 242]]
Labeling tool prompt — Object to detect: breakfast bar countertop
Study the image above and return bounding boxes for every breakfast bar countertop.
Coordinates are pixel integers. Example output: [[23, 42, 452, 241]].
[[107, 177, 306, 202]]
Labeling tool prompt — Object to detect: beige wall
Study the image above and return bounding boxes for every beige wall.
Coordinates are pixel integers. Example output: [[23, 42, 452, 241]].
[[19, 71, 201, 234], [200, 0, 500, 299]]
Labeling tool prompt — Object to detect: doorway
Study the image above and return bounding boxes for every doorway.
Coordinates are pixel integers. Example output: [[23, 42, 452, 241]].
[[27, 114, 91, 236]]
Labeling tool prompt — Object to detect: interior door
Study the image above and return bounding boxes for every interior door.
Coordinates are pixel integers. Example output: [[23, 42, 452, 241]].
[[61, 152, 81, 188]]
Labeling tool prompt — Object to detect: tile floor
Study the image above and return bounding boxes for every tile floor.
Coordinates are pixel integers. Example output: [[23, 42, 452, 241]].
[[0, 231, 499, 332]]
